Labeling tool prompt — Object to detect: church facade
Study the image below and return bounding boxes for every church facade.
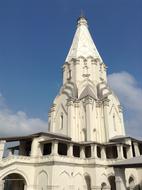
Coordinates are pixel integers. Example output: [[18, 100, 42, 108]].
[[0, 17, 142, 190]]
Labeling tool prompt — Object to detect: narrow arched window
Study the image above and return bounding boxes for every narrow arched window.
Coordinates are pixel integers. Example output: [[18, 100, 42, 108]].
[[60, 113, 63, 129], [113, 114, 116, 131], [67, 69, 72, 80]]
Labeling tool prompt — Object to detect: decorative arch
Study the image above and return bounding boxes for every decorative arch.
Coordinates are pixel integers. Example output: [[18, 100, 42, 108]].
[[59, 170, 70, 177], [73, 173, 85, 189], [0, 169, 29, 186], [58, 171, 70, 189], [128, 175, 136, 190], [73, 172, 83, 178], [1, 171, 28, 190], [78, 80, 97, 99], [100, 173, 110, 189], [37, 170, 48, 190]]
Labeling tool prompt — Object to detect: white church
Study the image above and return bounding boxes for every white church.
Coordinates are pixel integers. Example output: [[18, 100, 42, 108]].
[[0, 16, 142, 190]]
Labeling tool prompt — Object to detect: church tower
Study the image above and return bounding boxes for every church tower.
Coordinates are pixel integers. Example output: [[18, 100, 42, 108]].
[[48, 17, 125, 143]]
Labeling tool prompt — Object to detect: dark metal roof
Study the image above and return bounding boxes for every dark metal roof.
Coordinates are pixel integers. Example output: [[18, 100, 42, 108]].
[[111, 156, 142, 168], [110, 135, 142, 143], [0, 132, 71, 142]]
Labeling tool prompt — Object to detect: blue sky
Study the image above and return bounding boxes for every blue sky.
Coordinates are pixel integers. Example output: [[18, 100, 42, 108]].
[[0, 0, 142, 137]]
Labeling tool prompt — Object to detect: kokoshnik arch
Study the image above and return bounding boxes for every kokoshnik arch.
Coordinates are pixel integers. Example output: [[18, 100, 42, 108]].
[[0, 16, 142, 190]]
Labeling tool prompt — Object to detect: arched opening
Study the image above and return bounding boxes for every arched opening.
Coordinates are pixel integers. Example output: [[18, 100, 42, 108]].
[[101, 182, 107, 190], [3, 173, 26, 190], [129, 176, 135, 190], [60, 113, 64, 129], [108, 176, 116, 190], [38, 171, 48, 190], [84, 175, 91, 190]]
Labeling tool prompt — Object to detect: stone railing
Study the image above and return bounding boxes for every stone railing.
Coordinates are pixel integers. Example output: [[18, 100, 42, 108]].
[[0, 153, 118, 169]]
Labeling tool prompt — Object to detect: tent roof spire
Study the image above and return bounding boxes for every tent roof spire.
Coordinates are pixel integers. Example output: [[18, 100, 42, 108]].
[[65, 16, 102, 62]]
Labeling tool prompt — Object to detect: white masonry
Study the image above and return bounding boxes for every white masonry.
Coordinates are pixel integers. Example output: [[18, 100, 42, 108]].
[[0, 16, 141, 190]]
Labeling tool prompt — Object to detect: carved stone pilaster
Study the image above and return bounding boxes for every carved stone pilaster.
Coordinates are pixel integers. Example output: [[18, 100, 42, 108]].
[[103, 98, 110, 106], [96, 100, 102, 107], [50, 104, 56, 112], [67, 98, 74, 107], [84, 96, 93, 105], [74, 100, 80, 108]]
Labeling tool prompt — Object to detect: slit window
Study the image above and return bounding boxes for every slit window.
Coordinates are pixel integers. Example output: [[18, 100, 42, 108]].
[[97, 146, 101, 158], [60, 113, 63, 129], [58, 143, 67, 156], [73, 145, 80, 157], [113, 114, 116, 131], [85, 146, 91, 158], [43, 143, 52, 155], [106, 146, 118, 159]]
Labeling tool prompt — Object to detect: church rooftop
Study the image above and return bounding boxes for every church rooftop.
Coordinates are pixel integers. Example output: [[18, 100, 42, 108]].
[[65, 16, 103, 62]]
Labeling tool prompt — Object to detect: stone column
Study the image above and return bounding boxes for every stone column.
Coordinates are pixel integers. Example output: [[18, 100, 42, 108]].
[[0, 180, 4, 190], [117, 144, 124, 160], [67, 143, 73, 157], [67, 99, 74, 138], [115, 168, 126, 190], [127, 145, 133, 159], [0, 141, 5, 159], [133, 142, 140, 157], [30, 138, 39, 157], [103, 99, 110, 142], [101, 146, 106, 160], [52, 141, 58, 156], [80, 146, 85, 159], [85, 97, 93, 141], [91, 144, 97, 158]]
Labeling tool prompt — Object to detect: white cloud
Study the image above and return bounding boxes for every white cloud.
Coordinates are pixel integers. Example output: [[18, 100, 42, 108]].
[[0, 94, 48, 137], [108, 71, 142, 139]]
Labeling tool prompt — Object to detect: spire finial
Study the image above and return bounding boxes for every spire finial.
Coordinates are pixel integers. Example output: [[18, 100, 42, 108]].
[[77, 11, 88, 28]]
